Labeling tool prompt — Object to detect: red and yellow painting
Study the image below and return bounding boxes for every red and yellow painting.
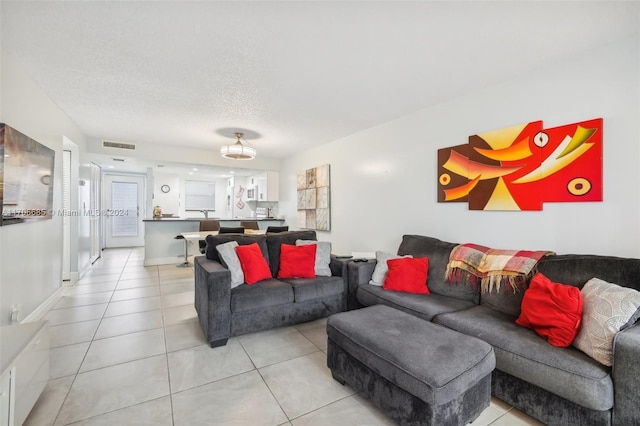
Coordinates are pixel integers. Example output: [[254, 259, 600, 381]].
[[437, 118, 603, 211]]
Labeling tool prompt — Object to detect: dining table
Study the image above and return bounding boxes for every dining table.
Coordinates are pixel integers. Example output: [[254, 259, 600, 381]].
[[179, 228, 266, 241], [177, 229, 267, 266]]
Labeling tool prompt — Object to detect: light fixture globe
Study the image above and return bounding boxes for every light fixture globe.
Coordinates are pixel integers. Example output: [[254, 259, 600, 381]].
[[221, 132, 256, 160]]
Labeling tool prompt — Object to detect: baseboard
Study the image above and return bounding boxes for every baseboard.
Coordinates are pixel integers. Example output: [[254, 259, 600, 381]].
[[21, 284, 69, 323]]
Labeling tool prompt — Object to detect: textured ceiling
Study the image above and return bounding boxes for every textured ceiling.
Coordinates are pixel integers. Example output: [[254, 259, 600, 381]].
[[2, 1, 638, 160]]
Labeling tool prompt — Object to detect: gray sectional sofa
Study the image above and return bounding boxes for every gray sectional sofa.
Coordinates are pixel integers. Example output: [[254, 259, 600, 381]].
[[194, 230, 347, 347], [348, 234, 640, 426]]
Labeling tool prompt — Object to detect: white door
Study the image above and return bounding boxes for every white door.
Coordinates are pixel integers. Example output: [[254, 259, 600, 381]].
[[104, 174, 145, 247]]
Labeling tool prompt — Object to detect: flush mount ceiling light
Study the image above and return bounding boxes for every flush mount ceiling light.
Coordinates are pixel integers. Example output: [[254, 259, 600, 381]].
[[220, 132, 256, 160]]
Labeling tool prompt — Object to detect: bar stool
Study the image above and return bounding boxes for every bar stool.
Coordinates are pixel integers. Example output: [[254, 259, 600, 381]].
[[175, 235, 190, 267], [240, 220, 259, 230]]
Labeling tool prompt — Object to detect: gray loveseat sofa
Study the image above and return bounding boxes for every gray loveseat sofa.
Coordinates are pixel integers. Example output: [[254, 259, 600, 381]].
[[194, 230, 347, 347], [348, 234, 640, 426]]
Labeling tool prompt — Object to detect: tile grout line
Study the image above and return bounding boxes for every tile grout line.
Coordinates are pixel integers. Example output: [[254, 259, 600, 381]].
[[50, 248, 135, 425], [237, 338, 292, 423], [62, 248, 169, 424], [47, 248, 135, 425]]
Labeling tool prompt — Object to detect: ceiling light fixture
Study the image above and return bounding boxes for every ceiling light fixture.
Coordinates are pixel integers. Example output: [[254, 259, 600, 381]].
[[220, 132, 256, 160]]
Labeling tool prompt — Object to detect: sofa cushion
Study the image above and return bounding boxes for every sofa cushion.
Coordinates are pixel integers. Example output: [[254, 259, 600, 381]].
[[281, 276, 344, 303], [236, 243, 273, 284], [266, 230, 316, 276], [296, 240, 332, 277], [356, 283, 475, 322], [573, 277, 640, 366], [215, 241, 244, 288], [537, 254, 640, 292], [480, 286, 526, 318], [383, 257, 430, 295], [206, 234, 269, 264], [434, 305, 613, 411], [278, 243, 316, 279], [369, 251, 412, 286], [397, 235, 479, 304], [231, 279, 294, 312], [516, 273, 583, 347]]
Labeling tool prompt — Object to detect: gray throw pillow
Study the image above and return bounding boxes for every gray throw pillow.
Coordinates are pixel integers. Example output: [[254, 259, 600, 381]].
[[216, 241, 244, 288], [369, 251, 413, 286], [573, 277, 640, 366], [296, 239, 332, 277]]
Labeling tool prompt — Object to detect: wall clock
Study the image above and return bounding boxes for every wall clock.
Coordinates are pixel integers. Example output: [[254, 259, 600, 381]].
[[161, 184, 171, 193]]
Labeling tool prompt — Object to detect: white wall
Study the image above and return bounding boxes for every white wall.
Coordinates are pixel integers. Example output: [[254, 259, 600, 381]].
[[0, 52, 89, 325], [281, 36, 640, 258], [149, 172, 230, 219], [153, 172, 181, 216]]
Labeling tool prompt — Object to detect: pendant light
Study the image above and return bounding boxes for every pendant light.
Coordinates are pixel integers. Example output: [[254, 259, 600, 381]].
[[220, 132, 256, 160]]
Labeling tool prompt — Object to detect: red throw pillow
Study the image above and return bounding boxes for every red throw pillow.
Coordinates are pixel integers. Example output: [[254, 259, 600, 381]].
[[516, 273, 583, 347], [235, 243, 272, 285], [277, 244, 317, 279], [383, 257, 430, 295]]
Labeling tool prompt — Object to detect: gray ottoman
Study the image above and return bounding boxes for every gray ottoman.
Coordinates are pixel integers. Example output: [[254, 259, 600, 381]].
[[327, 305, 495, 426]]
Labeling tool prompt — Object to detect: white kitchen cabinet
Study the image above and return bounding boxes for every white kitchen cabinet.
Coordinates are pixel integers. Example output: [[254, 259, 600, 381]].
[[245, 176, 258, 201], [254, 171, 279, 202], [0, 321, 49, 426]]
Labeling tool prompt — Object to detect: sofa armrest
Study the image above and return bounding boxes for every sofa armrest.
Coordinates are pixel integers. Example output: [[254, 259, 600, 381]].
[[347, 260, 377, 310], [330, 255, 349, 311], [612, 323, 640, 425], [329, 254, 348, 277], [194, 256, 232, 347]]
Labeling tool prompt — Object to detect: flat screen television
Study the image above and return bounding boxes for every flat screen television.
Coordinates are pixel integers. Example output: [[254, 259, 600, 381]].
[[0, 123, 55, 225]]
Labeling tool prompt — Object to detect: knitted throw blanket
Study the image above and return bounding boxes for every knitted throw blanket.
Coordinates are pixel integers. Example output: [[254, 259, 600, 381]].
[[445, 243, 553, 293]]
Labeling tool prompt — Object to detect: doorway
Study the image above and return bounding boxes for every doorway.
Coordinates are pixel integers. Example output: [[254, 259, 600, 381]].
[[104, 174, 145, 247]]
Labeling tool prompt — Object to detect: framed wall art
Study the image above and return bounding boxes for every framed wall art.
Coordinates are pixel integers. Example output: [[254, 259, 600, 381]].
[[437, 118, 603, 211], [297, 164, 330, 230]]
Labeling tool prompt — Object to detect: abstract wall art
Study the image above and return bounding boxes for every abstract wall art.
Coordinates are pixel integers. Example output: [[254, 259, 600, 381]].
[[437, 118, 603, 211], [297, 164, 331, 230]]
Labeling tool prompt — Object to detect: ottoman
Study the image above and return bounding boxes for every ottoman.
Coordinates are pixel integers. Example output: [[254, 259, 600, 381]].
[[327, 305, 495, 426]]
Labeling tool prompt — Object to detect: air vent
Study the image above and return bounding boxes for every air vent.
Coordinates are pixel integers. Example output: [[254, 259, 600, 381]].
[[102, 140, 136, 150]]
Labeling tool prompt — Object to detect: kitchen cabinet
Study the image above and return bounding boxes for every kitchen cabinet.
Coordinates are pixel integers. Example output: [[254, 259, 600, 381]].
[[246, 177, 258, 201], [0, 321, 49, 426], [253, 171, 279, 202]]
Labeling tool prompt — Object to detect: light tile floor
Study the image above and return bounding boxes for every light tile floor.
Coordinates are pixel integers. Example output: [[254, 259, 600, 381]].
[[25, 247, 544, 425]]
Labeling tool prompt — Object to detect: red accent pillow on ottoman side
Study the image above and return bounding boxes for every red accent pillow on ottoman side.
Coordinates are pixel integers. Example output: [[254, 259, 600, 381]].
[[277, 243, 317, 279], [235, 242, 272, 284], [383, 257, 430, 295], [516, 273, 583, 347]]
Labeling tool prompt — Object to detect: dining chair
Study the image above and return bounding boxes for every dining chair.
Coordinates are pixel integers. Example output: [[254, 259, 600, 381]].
[[240, 220, 260, 230], [199, 220, 220, 253], [200, 220, 221, 232], [218, 226, 245, 234], [266, 226, 289, 233]]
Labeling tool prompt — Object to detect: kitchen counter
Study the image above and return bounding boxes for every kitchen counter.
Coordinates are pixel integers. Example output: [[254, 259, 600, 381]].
[[143, 218, 285, 222], [143, 218, 286, 265]]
